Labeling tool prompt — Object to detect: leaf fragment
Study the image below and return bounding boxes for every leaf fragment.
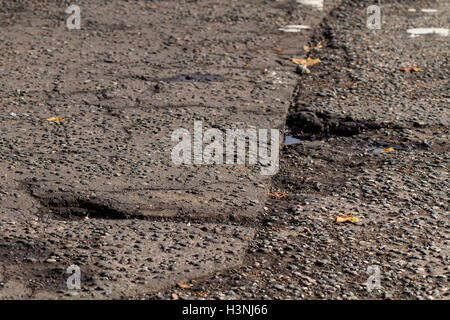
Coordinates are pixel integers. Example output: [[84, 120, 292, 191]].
[[268, 191, 288, 198], [400, 66, 420, 72], [335, 213, 360, 224], [380, 147, 394, 153], [292, 57, 321, 67], [176, 282, 191, 289], [246, 273, 260, 278], [45, 117, 65, 122]]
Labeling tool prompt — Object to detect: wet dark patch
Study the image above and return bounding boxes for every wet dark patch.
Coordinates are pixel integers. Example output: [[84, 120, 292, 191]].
[[0, 240, 48, 264], [364, 141, 408, 154], [0, 241, 63, 293], [162, 73, 225, 83], [0, 240, 95, 294]]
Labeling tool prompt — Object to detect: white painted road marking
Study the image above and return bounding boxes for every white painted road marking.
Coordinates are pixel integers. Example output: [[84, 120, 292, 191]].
[[421, 9, 438, 13], [278, 25, 310, 33], [296, 0, 324, 11], [407, 28, 449, 37]]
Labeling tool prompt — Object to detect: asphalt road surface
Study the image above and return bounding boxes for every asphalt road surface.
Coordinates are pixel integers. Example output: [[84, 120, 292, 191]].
[[0, 0, 448, 300]]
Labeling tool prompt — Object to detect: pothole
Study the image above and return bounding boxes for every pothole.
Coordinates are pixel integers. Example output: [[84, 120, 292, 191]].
[[286, 110, 383, 139], [37, 195, 133, 221], [24, 183, 135, 221]]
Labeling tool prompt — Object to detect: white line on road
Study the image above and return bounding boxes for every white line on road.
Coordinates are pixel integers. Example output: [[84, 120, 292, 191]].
[[407, 28, 449, 37], [278, 25, 310, 33], [421, 9, 438, 13], [296, 0, 324, 11]]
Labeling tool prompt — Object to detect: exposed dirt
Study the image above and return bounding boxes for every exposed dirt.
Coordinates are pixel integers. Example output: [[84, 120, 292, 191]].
[[0, 238, 96, 296]]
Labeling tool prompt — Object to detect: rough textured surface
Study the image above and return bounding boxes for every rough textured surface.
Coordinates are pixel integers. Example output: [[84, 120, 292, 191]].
[[0, 0, 338, 298], [0, 217, 254, 299], [147, 0, 449, 300], [0, 0, 448, 300]]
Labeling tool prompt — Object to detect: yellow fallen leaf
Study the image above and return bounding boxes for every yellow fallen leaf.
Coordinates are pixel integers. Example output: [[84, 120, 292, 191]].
[[246, 273, 260, 278], [335, 213, 359, 224], [268, 191, 288, 198], [45, 117, 65, 122], [84, 216, 90, 221], [304, 42, 322, 53], [400, 66, 420, 72], [381, 147, 394, 153], [176, 282, 191, 289], [292, 57, 321, 67]]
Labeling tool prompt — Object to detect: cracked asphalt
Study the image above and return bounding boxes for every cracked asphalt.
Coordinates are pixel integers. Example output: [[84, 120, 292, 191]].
[[0, 0, 448, 300]]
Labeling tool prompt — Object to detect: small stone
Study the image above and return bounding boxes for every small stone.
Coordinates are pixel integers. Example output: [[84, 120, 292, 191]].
[[274, 284, 284, 291], [383, 292, 393, 299], [296, 64, 311, 74]]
